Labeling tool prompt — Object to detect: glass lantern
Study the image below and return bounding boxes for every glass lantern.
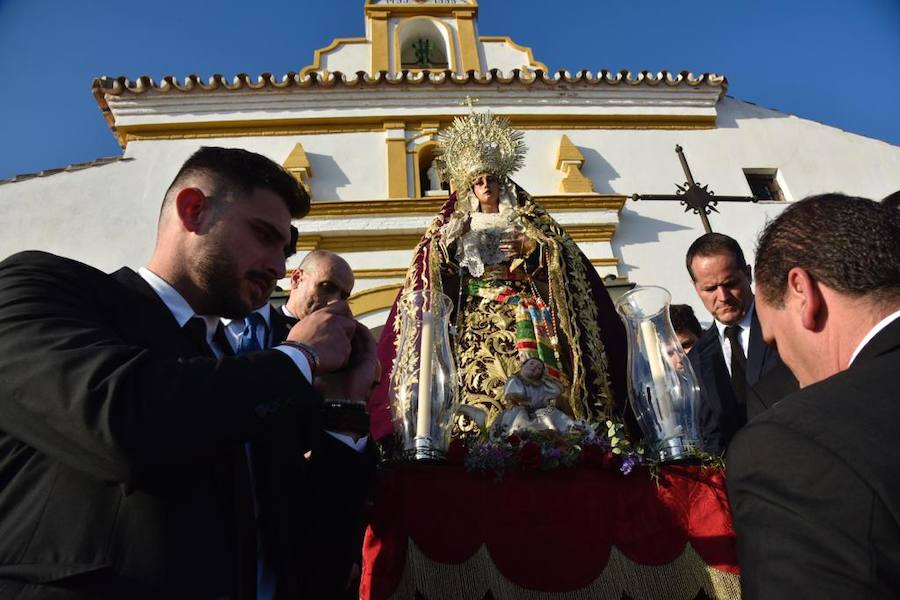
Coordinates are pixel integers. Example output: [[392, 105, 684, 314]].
[[389, 290, 459, 460], [615, 286, 701, 461]]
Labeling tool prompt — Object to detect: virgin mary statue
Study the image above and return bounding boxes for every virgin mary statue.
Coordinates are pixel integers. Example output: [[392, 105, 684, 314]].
[[369, 112, 628, 441]]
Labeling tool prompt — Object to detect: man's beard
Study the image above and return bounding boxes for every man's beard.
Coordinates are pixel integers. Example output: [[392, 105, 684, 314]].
[[195, 250, 266, 319]]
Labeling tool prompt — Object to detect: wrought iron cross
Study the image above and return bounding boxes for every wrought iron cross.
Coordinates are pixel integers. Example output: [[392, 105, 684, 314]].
[[631, 145, 757, 233], [412, 38, 435, 67]]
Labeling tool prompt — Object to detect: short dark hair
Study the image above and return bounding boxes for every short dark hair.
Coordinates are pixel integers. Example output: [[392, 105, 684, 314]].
[[882, 190, 900, 210], [164, 146, 309, 218], [285, 225, 299, 258], [685, 233, 748, 281], [670, 304, 703, 338], [755, 194, 900, 307]]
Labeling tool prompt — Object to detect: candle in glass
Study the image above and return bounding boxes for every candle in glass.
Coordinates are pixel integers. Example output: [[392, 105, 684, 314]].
[[415, 310, 434, 444], [640, 320, 676, 436]]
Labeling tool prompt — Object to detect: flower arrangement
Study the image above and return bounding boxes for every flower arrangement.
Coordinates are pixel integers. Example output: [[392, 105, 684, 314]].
[[449, 420, 645, 479]]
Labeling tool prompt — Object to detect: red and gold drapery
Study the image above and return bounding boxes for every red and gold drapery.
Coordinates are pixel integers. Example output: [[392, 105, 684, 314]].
[[361, 465, 740, 600]]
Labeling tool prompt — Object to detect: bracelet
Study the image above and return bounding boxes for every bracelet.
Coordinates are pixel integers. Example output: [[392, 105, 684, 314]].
[[280, 341, 320, 375]]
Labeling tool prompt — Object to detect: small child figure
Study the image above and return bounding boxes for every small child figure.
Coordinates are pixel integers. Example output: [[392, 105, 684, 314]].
[[493, 357, 576, 436]]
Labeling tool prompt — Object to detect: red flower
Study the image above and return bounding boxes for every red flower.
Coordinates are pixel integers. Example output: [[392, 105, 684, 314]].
[[519, 441, 542, 470], [581, 444, 606, 468], [507, 434, 521, 448], [446, 439, 467, 464], [601, 451, 619, 472]]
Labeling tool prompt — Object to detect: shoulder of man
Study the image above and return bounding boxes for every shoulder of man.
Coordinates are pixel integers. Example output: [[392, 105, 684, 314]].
[[0, 250, 113, 294], [734, 360, 900, 492], [0, 249, 95, 273], [689, 325, 721, 366]]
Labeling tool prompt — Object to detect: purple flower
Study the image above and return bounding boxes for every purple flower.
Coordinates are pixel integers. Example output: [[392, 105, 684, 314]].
[[619, 455, 640, 475]]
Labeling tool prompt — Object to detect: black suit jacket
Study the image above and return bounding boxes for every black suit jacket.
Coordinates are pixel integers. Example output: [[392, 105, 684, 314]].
[[0, 251, 322, 598], [689, 306, 794, 454], [256, 306, 375, 600], [727, 316, 900, 599]]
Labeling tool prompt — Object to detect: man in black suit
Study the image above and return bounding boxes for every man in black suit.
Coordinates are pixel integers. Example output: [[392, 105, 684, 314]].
[[727, 194, 900, 599], [686, 233, 796, 454], [0, 147, 377, 598], [224, 247, 368, 599]]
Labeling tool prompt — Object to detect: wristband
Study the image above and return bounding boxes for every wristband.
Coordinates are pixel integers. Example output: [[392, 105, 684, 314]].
[[321, 399, 369, 435], [280, 341, 320, 375]]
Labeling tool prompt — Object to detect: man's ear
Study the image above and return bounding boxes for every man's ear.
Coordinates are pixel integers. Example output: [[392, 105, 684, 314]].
[[787, 267, 823, 332], [174, 188, 209, 233], [290, 268, 302, 289]]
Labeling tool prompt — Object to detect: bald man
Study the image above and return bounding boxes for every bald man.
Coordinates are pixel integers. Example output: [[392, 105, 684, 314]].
[[283, 250, 355, 322]]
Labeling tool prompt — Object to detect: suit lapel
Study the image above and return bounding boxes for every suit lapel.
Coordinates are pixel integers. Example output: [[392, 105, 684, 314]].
[[110, 267, 200, 358], [746, 308, 770, 385], [697, 328, 728, 413], [268, 306, 294, 346]]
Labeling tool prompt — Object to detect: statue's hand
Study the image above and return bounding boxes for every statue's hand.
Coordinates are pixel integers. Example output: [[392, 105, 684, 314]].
[[499, 233, 534, 259]]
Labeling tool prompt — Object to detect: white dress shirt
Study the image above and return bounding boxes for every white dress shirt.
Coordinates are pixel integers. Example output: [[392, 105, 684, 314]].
[[849, 309, 900, 366], [714, 300, 754, 376]]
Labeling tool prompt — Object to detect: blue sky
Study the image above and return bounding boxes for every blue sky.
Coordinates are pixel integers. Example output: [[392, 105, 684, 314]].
[[0, 0, 897, 181]]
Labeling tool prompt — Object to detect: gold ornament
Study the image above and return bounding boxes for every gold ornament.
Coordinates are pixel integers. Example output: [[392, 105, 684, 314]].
[[434, 112, 526, 193]]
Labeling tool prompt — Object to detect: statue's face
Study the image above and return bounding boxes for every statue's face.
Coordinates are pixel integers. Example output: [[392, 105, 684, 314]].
[[472, 173, 500, 212], [521, 358, 545, 380]]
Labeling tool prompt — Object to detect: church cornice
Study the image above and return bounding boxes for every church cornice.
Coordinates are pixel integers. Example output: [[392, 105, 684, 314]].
[[93, 69, 726, 146], [94, 68, 726, 98]]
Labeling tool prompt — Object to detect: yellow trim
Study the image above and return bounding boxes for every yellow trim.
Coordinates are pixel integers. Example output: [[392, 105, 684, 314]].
[[590, 258, 619, 267], [365, 1, 478, 18], [369, 11, 390, 73], [297, 223, 616, 253], [385, 122, 409, 198], [348, 283, 403, 317], [117, 114, 714, 144], [353, 268, 409, 278], [299, 233, 424, 252], [306, 194, 626, 217], [556, 134, 584, 169], [556, 135, 594, 193], [299, 37, 369, 78], [478, 36, 549, 72], [454, 10, 481, 72], [282, 143, 312, 194], [392, 16, 458, 73], [566, 224, 617, 243]]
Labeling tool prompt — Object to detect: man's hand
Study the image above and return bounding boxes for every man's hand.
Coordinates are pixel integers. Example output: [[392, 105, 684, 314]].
[[287, 302, 356, 373], [313, 322, 379, 403]]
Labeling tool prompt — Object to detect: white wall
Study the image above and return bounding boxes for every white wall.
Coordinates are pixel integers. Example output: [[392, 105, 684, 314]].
[[0, 159, 158, 272], [479, 39, 534, 72], [319, 42, 370, 74], [2, 96, 897, 328]]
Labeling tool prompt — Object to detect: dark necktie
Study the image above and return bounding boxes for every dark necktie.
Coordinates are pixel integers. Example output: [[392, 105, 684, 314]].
[[724, 325, 748, 426], [182, 317, 214, 358]]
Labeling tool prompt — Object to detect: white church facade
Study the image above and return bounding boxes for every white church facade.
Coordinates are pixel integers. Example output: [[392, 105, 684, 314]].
[[1, 0, 898, 330]]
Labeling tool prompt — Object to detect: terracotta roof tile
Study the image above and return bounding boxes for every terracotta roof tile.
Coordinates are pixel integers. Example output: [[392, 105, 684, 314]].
[[92, 68, 727, 98], [0, 157, 132, 187]]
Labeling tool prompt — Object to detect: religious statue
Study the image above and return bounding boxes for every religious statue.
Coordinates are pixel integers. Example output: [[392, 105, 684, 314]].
[[425, 162, 443, 193], [492, 357, 576, 436], [369, 112, 628, 442]]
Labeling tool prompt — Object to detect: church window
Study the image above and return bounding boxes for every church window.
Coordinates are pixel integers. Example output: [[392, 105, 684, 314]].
[[743, 169, 785, 202]]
